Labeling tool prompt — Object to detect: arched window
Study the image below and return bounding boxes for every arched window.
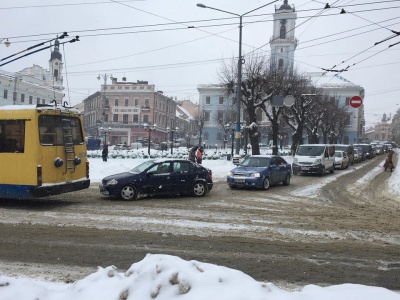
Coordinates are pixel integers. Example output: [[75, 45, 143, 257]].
[[53, 69, 59, 80], [278, 59, 284, 69], [280, 25, 286, 39]]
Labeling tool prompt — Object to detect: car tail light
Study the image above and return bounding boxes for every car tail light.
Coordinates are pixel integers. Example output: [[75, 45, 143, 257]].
[[37, 165, 42, 186], [86, 161, 90, 178], [209, 170, 213, 181]]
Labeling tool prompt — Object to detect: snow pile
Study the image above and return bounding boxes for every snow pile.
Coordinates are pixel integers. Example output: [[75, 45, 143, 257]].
[[1, 254, 399, 300]]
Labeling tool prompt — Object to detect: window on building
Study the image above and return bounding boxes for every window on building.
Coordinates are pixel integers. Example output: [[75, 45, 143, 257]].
[[13, 92, 16, 102], [3, 89, 8, 99], [37, 98, 40, 104], [206, 96, 211, 105], [123, 114, 128, 124], [125, 99, 129, 106], [42, 99, 45, 104], [345, 97, 350, 106], [204, 111, 210, 121], [278, 59, 284, 69], [114, 98, 119, 106], [144, 98, 149, 107], [217, 132, 223, 141], [104, 114, 108, 122], [29, 96, 33, 104], [113, 114, 118, 122], [344, 114, 351, 126], [133, 114, 139, 123], [219, 97, 224, 104], [280, 25, 286, 39], [105, 98, 109, 107], [134, 98, 139, 106], [20, 94, 25, 103], [143, 115, 149, 123], [204, 132, 209, 141], [217, 111, 223, 121]]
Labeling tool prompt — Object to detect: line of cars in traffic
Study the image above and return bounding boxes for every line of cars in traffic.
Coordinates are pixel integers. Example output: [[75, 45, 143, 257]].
[[99, 142, 397, 201]]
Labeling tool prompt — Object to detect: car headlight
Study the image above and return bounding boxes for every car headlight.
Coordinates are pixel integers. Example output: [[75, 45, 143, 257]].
[[314, 158, 322, 164], [250, 173, 261, 178], [106, 179, 118, 185], [227, 171, 233, 177]]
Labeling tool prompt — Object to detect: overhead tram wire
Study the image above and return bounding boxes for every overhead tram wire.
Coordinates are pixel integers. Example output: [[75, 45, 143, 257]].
[[4, 3, 400, 45]]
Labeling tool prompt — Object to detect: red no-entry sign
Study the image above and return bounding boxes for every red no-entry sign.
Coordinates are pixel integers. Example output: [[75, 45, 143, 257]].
[[350, 96, 363, 108]]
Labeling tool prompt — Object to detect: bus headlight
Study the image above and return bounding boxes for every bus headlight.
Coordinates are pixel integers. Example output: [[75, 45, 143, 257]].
[[54, 157, 64, 168]]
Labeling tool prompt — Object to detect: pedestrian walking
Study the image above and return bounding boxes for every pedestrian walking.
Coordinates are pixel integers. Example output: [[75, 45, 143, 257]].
[[196, 146, 204, 164], [188, 146, 198, 162], [383, 149, 395, 172], [102, 145, 109, 162]]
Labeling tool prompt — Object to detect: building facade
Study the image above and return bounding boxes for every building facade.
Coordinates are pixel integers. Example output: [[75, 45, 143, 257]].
[[83, 77, 184, 147], [0, 39, 64, 106]]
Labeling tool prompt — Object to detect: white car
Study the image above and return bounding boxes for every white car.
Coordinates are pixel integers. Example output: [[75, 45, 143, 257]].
[[334, 150, 349, 169]]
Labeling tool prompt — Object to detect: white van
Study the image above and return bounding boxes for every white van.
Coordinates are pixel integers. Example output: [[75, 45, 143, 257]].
[[293, 144, 335, 176]]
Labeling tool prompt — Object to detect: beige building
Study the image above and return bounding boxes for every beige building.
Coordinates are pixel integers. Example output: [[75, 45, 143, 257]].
[[83, 77, 185, 146]]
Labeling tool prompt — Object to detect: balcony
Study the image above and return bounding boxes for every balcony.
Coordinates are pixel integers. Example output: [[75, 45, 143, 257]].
[[142, 105, 150, 110]]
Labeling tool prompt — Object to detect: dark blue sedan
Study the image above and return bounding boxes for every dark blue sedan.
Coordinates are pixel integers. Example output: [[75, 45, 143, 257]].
[[227, 155, 292, 190], [100, 159, 213, 200]]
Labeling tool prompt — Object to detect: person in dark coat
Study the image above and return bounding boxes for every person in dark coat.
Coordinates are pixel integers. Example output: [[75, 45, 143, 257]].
[[188, 146, 198, 162], [102, 145, 109, 162], [383, 149, 395, 172]]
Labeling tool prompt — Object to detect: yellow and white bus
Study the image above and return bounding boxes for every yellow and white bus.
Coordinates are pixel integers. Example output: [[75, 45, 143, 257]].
[[0, 104, 90, 199]]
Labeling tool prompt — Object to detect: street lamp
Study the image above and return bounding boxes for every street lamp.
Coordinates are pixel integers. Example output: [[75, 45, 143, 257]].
[[1, 38, 11, 47], [167, 126, 179, 155], [97, 73, 113, 137], [197, 1, 277, 155], [144, 123, 157, 155], [99, 126, 112, 145]]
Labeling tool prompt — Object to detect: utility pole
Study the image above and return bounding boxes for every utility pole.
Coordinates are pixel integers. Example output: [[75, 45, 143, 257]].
[[97, 74, 112, 142]]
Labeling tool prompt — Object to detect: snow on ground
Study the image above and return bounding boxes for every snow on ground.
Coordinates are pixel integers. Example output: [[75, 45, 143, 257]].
[[1, 149, 399, 299]]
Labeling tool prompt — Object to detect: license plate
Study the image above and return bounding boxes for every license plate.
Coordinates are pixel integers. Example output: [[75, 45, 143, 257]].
[[234, 179, 245, 183], [301, 166, 310, 170]]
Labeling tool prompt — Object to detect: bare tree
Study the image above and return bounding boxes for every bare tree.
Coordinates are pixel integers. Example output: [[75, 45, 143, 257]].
[[219, 53, 296, 155]]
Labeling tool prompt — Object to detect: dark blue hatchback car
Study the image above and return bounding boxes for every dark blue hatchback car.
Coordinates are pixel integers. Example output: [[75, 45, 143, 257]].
[[99, 159, 213, 200], [227, 155, 292, 190]]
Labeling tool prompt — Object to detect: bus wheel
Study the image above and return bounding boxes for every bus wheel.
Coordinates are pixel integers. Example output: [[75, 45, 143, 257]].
[[120, 185, 138, 201]]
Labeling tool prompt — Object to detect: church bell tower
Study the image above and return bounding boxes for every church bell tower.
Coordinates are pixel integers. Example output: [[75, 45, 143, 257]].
[[270, 1, 297, 72]]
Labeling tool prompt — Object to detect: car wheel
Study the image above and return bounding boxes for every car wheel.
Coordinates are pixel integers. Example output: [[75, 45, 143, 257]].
[[119, 185, 137, 201], [193, 181, 207, 197], [283, 174, 290, 186], [228, 184, 236, 189], [262, 177, 271, 190], [319, 166, 325, 176]]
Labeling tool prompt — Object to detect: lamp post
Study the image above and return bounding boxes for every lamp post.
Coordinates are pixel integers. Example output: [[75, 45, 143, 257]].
[[197, 1, 277, 155], [167, 126, 179, 155], [12, 73, 22, 105], [144, 123, 157, 155], [97, 73, 113, 139], [197, 119, 204, 147], [99, 126, 112, 146]]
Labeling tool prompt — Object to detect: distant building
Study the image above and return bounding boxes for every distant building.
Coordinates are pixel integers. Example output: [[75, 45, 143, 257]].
[[82, 77, 182, 146], [0, 39, 64, 106], [306, 72, 365, 144]]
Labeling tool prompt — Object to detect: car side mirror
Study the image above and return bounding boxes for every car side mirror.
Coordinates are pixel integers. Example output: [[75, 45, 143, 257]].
[[147, 171, 155, 176]]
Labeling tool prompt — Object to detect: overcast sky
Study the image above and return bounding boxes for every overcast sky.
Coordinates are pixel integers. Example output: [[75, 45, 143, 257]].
[[1, 0, 400, 128]]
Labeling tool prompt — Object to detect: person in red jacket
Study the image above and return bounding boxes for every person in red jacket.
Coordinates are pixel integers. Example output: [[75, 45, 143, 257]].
[[196, 146, 204, 164]]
